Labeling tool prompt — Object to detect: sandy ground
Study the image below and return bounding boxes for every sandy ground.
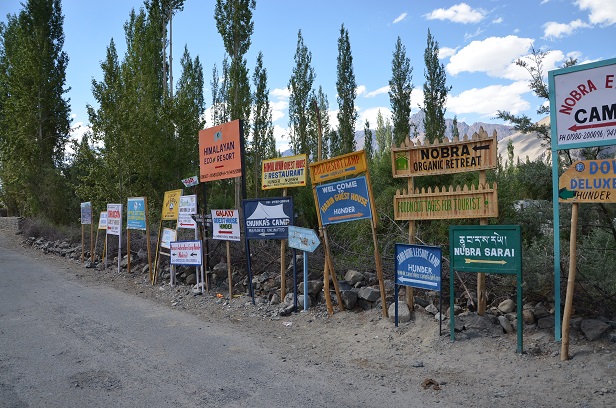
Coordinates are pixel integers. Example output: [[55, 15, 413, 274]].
[[2, 225, 615, 407]]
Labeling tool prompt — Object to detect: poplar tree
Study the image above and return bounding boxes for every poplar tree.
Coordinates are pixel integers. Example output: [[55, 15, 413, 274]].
[[336, 24, 357, 154], [363, 119, 374, 161], [313, 86, 331, 160], [422, 29, 451, 143], [288, 30, 315, 156], [389, 36, 413, 147], [0, 0, 71, 220]]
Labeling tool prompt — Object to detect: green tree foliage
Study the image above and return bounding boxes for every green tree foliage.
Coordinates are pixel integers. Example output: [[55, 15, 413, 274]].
[[336, 24, 357, 154], [0, 0, 71, 222], [288, 30, 316, 156], [375, 110, 392, 157], [363, 119, 373, 161], [389, 36, 413, 147], [313, 86, 331, 160], [422, 29, 450, 143], [210, 57, 230, 126], [250, 51, 277, 196], [451, 115, 460, 139]]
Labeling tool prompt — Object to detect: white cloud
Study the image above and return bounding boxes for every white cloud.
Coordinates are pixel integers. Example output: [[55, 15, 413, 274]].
[[501, 49, 566, 81], [447, 81, 531, 117], [464, 27, 484, 41], [439, 47, 458, 59], [425, 3, 485, 24], [543, 19, 589, 39], [492, 17, 503, 24], [273, 124, 289, 152], [365, 86, 389, 98], [447, 36, 534, 77], [576, 0, 616, 25], [358, 106, 392, 130], [271, 87, 290, 99], [356, 85, 367, 96], [393, 12, 407, 24]]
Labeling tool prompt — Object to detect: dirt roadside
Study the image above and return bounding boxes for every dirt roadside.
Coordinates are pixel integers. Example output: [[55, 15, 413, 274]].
[[1, 223, 615, 407]]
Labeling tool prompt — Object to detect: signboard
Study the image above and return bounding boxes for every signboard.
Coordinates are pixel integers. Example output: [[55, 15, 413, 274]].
[[558, 159, 616, 203], [449, 225, 521, 274], [394, 184, 498, 220], [242, 197, 293, 240], [395, 244, 442, 291], [80, 202, 92, 225], [550, 58, 616, 150], [106, 204, 122, 236], [391, 135, 497, 177], [261, 154, 307, 190], [181, 175, 199, 187], [287, 226, 320, 252], [161, 189, 182, 221], [315, 176, 372, 225], [211, 209, 241, 241], [170, 240, 202, 266], [127, 197, 147, 230], [199, 120, 242, 182], [161, 227, 176, 249], [98, 211, 107, 230], [309, 150, 368, 184], [178, 194, 197, 229]]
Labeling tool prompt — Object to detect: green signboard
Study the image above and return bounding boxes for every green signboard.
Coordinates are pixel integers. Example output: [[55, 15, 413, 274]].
[[449, 225, 523, 353]]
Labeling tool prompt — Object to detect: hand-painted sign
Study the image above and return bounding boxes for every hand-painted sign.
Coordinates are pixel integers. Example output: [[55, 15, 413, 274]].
[[199, 120, 242, 182], [106, 204, 122, 236], [170, 240, 202, 266], [98, 211, 107, 230], [309, 150, 367, 184], [161, 189, 182, 221], [80, 202, 92, 225], [395, 244, 442, 291], [394, 184, 498, 220], [551, 58, 616, 150], [211, 209, 240, 241], [127, 197, 147, 230], [178, 194, 197, 229], [450, 225, 521, 274], [181, 175, 199, 187], [316, 176, 372, 225], [161, 227, 176, 249], [242, 197, 293, 240], [262, 154, 307, 190], [391, 135, 497, 177], [287, 226, 320, 252], [558, 159, 616, 203]]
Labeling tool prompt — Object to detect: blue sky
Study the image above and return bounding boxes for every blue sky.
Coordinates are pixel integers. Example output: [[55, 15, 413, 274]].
[[2, 0, 615, 152]]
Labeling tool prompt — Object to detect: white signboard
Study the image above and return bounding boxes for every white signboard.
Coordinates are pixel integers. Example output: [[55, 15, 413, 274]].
[[106, 204, 122, 236], [178, 194, 197, 229], [551, 58, 616, 149], [211, 209, 240, 241], [181, 175, 199, 187], [170, 240, 202, 266], [98, 211, 108, 230], [161, 227, 176, 249]]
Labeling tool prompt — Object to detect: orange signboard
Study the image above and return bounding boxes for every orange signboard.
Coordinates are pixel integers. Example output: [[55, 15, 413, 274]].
[[309, 150, 367, 184], [391, 134, 497, 178], [559, 160, 616, 203], [161, 189, 182, 220], [199, 120, 243, 182], [262, 154, 307, 190]]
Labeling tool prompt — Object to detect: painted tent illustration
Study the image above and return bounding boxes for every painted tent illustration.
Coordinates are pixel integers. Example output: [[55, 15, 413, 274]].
[[246, 202, 290, 221]]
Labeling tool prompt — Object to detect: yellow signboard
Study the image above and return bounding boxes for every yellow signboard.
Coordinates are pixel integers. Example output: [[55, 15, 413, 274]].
[[161, 189, 182, 220], [309, 150, 367, 184], [391, 134, 497, 178], [261, 154, 308, 190], [559, 160, 616, 203], [394, 184, 498, 220]]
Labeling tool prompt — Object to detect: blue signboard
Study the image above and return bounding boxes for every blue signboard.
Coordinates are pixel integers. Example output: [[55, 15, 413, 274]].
[[127, 197, 147, 230], [242, 197, 293, 240], [315, 176, 372, 225], [395, 243, 442, 291], [288, 226, 320, 252]]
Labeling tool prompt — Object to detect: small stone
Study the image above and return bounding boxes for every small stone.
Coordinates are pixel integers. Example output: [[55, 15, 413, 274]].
[[388, 302, 411, 323], [357, 286, 380, 302], [498, 315, 514, 333], [498, 299, 516, 313], [345, 270, 364, 286], [581, 319, 610, 341], [425, 304, 439, 315]]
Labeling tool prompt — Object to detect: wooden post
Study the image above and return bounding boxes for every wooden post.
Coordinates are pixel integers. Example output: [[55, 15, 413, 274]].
[[153, 220, 163, 284], [406, 177, 415, 309], [90, 222, 94, 262], [280, 188, 288, 300], [322, 227, 344, 312], [81, 225, 85, 263], [477, 171, 488, 315], [365, 170, 387, 318], [127, 229, 131, 273], [227, 240, 233, 300], [145, 198, 153, 284], [561, 202, 579, 361]]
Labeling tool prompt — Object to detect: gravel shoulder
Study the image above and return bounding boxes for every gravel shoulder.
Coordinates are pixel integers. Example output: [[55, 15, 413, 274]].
[[1, 223, 615, 407]]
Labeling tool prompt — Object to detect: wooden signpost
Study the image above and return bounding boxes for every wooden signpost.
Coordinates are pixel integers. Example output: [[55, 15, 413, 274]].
[[126, 197, 152, 281], [309, 150, 387, 317], [391, 129, 498, 314], [154, 189, 182, 284], [80, 202, 93, 263]]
